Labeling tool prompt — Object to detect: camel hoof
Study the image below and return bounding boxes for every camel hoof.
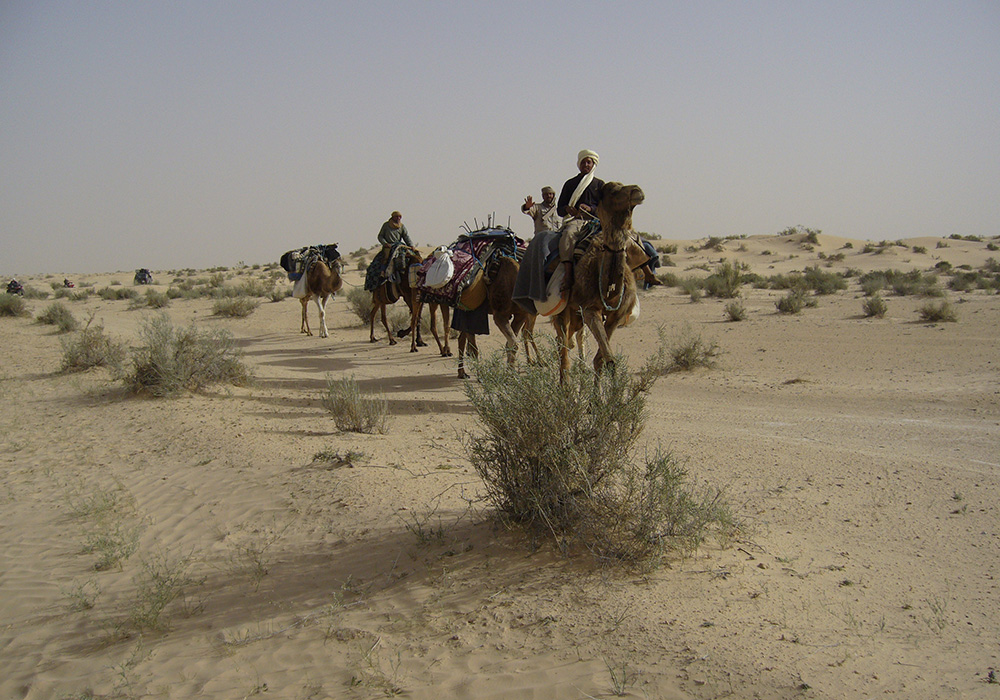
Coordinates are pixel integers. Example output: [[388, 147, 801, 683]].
[[417, 339, 428, 347], [370, 337, 378, 343], [458, 369, 469, 379], [410, 346, 418, 353]]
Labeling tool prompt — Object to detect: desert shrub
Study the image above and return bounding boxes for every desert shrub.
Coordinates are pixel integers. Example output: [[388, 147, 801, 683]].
[[703, 260, 748, 299], [724, 300, 747, 322], [346, 286, 374, 325], [656, 271, 680, 287], [22, 286, 49, 300], [269, 287, 290, 302], [764, 273, 806, 291], [803, 266, 847, 295], [862, 294, 887, 318], [60, 319, 127, 372], [129, 289, 171, 309], [666, 327, 721, 371], [463, 341, 738, 564], [356, 258, 367, 271], [987, 242, 999, 252], [97, 286, 138, 300], [891, 271, 942, 297], [322, 375, 389, 434], [679, 277, 704, 302], [122, 314, 251, 396], [917, 301, 957, 323], [212, 296, 260, 318], [36, 302, 79, 332], [912, 245, 928, 254], [0, 293, 31, 318], [776, 290, 806, 314]]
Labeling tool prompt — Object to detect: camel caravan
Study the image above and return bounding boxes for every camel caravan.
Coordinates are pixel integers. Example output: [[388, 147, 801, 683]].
[[282, 179, 649, 382]]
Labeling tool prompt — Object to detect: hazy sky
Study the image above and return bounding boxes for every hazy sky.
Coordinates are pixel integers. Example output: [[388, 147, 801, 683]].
[[2, 1, 998, 274]]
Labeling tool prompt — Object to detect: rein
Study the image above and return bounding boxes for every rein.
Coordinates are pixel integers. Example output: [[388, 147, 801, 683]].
[[597, 244, 626, 312]]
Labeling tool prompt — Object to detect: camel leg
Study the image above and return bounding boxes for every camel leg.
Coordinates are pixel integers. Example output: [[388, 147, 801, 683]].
[[315, 293, 329, 338], [382, 302, 396, 345], [300, 296, 312, 335], [493, 314, 519, 366], [552, 313, 572, 383], [409, 300, 424, 353], [582, 308, 616, 375], [440, 306, 452, 356], [369, 294, 380, 342]]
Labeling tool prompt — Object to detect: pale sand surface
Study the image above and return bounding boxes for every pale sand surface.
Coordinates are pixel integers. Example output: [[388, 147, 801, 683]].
[[2, 233, 998, 699]]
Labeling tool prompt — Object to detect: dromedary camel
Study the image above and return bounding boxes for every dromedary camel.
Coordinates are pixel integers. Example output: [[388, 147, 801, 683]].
[[300, 258, 343, 338], [370, 248, 427, 348], [552, 181, 644, 381]]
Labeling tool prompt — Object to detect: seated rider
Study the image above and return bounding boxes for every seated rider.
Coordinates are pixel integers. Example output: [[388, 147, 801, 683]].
[[377, 210, 414, 283]]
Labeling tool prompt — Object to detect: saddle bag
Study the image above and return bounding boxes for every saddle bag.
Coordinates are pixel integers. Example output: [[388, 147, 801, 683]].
[[535, 264, 568, 317], [457, 268, 487, 311]]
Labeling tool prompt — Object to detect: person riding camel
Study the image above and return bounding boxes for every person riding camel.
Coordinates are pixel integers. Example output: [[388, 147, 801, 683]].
[[366, 210, 416, 291], [556, 150, 660, 292]]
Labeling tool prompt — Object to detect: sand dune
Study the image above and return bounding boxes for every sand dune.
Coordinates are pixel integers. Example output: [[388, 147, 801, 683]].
[[1, 232, 998, 699]]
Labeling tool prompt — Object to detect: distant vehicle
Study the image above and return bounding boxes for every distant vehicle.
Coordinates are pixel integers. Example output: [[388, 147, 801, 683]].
[[6, 279, 24, 295], [63, 278, 74, 288], [134, 268, 153, 285]]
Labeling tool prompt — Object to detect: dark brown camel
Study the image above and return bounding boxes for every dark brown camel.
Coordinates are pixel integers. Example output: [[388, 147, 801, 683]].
[[369, 248, 427, 348], [300, 259, 343, 338], [552, 181, 644, 381]]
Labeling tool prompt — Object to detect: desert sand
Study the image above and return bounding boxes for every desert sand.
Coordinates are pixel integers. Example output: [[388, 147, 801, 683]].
[[1, 231, 998, 699]]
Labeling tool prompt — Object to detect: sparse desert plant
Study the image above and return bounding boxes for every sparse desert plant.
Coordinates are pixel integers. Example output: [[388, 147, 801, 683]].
[[122, 313, 251, 396], [0, 292, 31, 317], [356, 258, 367, 271], [65, 477, 143, 571], [666, 326, 721, 371], [124, 550, 204, 633], [724, 299, 747, 322], [679, 276, 703, 302], [462, 339, 738, 565], [350, 637, 404, 696], [224, 520, 290, 591], [703, 259, 748, 299], [63, 578, 101, 611], [129, 289, 171, 309], [22, 286, 49, 299], [322, 374, 389, 434], [60, 316, 127, 372], [803, 266, 847, 295], [346, 286, 375, 325], [917, 300, 957, 323], [212, 295, 260, 317], [36, 302, 79, 332], [776, 290, 806, 314], [97, 286, 138, 300], [862, 294, 887, 318]]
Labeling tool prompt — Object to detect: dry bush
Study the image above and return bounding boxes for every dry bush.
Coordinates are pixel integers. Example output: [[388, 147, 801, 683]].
[[463, 340, 738, 566], [212, 295, 260, 318], [0, 292, 31, 318], [122, 314, 251, 396], [917, 300, 957, 323], [60, 317, 128, 372], [346, 287, 374, 325], [862, 294, 887, 318], [36, 302, 79, 332], [322, 374, 389, 434]]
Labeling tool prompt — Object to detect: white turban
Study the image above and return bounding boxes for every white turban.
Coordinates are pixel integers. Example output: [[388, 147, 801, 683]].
[[569, 149, 600, 211], [577, 149, 599, 167]]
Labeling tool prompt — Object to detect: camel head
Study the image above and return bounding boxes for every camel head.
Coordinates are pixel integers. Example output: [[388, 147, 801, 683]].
[[596, 182, 644, 241]]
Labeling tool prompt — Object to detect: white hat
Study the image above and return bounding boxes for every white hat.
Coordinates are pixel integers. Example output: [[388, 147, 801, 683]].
[[577, 149, 599, 167]]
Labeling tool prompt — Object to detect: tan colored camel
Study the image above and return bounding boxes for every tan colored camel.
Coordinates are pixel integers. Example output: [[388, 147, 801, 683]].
[[551, 181, 644, 381], [300, 258, 343, 338], [369, 248, 427, 348]]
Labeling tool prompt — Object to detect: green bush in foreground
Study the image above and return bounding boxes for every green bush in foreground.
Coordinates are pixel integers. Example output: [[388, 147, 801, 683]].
[[917, 301, 957, 323], [463, 340, 739, 566], [861, 294, 887, 319], [122, 314, 251, 396]]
